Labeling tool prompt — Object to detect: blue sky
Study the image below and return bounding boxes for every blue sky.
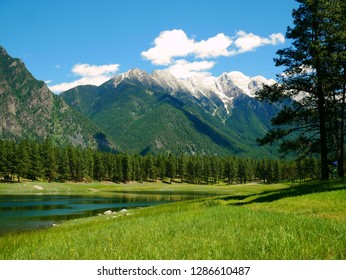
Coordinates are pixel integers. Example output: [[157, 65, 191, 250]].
[[0, 0, 297, 93]]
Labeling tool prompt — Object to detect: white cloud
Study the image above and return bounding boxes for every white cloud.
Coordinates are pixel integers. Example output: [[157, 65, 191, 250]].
[[194, 33, 233, 58], [141, 29, 194, 65], [72, 63, 120, 77], [167, 59, 215, 79], [49, 63, 120, 93], [141, 29, 285, 78], [269, 33, 286, 45], [232, 31, 285, 54], [142, 29, 285, 65]]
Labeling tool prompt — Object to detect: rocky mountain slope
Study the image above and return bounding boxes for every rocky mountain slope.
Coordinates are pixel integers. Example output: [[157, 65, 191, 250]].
[[0, 46, 113, 150]]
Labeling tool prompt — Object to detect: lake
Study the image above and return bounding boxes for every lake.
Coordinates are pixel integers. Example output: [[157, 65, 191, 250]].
[[0, 190, 211, 234]]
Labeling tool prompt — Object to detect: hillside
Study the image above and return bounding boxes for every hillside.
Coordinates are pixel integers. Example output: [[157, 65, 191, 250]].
[[0, 46, 113, 150]]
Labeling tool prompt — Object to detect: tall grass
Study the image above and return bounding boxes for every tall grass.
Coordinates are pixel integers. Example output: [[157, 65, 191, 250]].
[[0, 180, 345, 260]]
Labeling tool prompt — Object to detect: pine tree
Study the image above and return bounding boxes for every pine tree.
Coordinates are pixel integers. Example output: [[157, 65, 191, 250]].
[[122, 153, 133, 183], [27, 141, 44, 180], [15, 140, 30, 182], [156, 154, 166, 182], [0, 140, 6, 180], [177, 155, 187, 183], [4, 141, 16, 181], [186, 157, 197, 184], [114, 155, 123, 182], [237, 159, 247, 184], [93, 151, 105, 181], [165, 154, 177, 183], [42, 139, 57, 182], [256, 0, 345, 180], [224, 157, 237, 185], [67, 145, 78, 181], [75, 148, 85, 181], [145, 154, 157, 182], [57, 147, 70, 182], [84, 148, 94, 181], [132, 154, 144, 182]]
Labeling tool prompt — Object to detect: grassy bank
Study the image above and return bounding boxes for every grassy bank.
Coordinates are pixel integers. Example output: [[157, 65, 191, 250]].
[[0, 180, 345, 259]]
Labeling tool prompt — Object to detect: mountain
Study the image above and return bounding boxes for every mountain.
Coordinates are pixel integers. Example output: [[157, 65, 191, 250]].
[[61, 68, 281, 157], [0, 44, 281, 157], [0, 46, 113, 150]]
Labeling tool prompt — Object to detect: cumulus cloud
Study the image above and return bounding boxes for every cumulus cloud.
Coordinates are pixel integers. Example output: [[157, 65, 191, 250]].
[[71, 64, 120, 77], [142, 29, 285, 64], [141, 29, 285, 78], [167, 59, 215, 79], [49, 63, 120, 93], [141, 29, 194, 65], [194, 33, 233, 58], [141, 30, 235, 65], [231, 31, 285, 55]]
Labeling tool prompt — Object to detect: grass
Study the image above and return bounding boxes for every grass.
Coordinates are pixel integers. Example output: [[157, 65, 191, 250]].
[[0, 180, 289, 195], [0, 179, 345, 260]]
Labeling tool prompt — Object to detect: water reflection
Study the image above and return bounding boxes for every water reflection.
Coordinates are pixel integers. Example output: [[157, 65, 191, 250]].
[[0, 191, 211, 234]]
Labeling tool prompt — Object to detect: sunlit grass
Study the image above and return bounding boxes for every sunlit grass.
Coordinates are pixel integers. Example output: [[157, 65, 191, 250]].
[[0, 179, 345, 260]]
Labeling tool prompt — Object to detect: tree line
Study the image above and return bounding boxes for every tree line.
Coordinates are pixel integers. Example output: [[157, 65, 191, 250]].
[[0, 139, 322, 184]]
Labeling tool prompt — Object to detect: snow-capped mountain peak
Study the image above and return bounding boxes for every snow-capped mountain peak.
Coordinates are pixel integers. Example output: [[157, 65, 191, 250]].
[[220, 71, 251, 94], [113, 68, 153, 87], [111, 68, 276, 114]]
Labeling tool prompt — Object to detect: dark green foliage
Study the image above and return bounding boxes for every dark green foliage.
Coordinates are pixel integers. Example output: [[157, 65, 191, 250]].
[[15, 140, 29, 182], [57, 147, 70, 182], [41, 139, 58, 182], [0, 140, 322, 184], [256, 0, 346, 179], [93, 152, 105, 181]]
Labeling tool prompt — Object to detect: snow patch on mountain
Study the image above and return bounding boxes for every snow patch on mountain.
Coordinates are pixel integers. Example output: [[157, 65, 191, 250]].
[[151, 70, 188, 93], [111, 68, 276, 114]]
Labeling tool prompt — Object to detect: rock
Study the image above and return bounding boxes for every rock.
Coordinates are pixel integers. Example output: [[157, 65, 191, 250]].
[[103, 210, 113, 215], [33, 185, 43, 190], [120, 209, 128, 213]]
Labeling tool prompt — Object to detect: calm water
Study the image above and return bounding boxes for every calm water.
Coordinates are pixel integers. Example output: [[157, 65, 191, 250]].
[[0, 191, 210, 234]]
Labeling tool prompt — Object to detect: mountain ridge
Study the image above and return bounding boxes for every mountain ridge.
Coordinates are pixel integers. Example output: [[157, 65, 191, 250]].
[[110, 68, 276, 107], [62, 67, 281, 157]]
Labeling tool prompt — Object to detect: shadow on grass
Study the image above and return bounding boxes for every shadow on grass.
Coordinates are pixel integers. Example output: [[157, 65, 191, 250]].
[[221, 179, 346, 206]]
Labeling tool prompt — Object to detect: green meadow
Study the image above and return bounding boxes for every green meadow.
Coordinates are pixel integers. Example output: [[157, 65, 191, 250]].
[[0, 180, 345, 260]]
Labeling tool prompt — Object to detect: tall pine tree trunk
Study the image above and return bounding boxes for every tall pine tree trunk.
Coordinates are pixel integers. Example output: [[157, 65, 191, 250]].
[[313, 6, 329, 181], [338, 69, 345, 177], [318, 106, 329, 180]]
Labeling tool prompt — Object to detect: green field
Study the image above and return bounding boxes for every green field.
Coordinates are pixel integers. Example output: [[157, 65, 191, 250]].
[[0, 180, 345, 260]]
